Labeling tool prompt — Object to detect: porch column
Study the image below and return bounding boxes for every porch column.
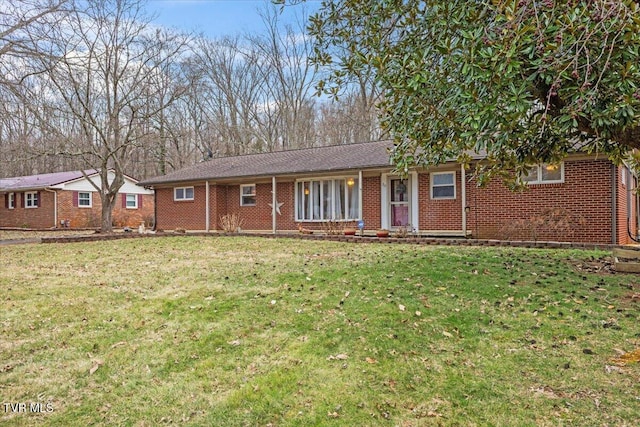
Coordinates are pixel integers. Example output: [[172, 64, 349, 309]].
[[410, 171, 419, 233], [272, 176, 277, 234], [358, 170, 363, 220], [461, 164, 467, 236], [205, 181, 210, 232]]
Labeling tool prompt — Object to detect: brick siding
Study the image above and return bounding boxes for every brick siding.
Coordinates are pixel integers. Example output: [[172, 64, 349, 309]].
[[151, 158, 622, 244], [155, 185, 207, 230], [362, 176, 382, 230], [466, 159, 613, 243], [0, 191, 55, 228], [0, 190, 154, 229], [616, 165, 639, 245], [418, 171, 463, 231]]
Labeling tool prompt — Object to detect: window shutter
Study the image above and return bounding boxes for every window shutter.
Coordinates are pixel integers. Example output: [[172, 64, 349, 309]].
[[73, 191, 78, 207], [4, 194, 7, 209], [122, 193, 127, 208], [21, 192, 25, 208], [138, 194, 143, 209], [37, 191, 41, 207]]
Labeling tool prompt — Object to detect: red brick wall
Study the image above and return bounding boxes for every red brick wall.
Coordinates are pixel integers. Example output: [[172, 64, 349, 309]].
[[0, 190, 154, 229], [631, 174, 639, 243], [57, 190, 100, 227], [112, 193, 155, 228], [616, 166, 639, 245], [224, 183, 273, 230], [56, 191, 154, 228], [155, 185, 207, 230], [362, 176, 381, 230], [209, 184, 228, 231], [418, 171, 463, 231], [0, 191, 56, 228], [217, 181, 301, 231], [150, 159, 618, 243], [275, 181, 296, 230], [466, 159, 613, 243]]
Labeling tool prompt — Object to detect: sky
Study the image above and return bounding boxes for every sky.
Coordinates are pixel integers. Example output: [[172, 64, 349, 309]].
[[145, 0, 321, 38]]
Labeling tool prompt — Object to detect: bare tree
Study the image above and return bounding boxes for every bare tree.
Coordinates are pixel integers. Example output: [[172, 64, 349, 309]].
[[191, 36, 268, 156], [19, 0, 189, 231], [0, 0, 69, 81], [249, 5, 319, 150], [0, 0, 385, 185]]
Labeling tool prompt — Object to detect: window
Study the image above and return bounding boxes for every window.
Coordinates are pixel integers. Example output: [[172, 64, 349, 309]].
[[296, 177, 359, 221], [431, 172, 456, 199], [78, 192, 92, 207], [522, 163, 564, 184], [174, 187, 194, 201], [25, 191, 38, 208], [126, 194, 138, 209], [7, 192, 15, 209], [240, 184, 256, 206]]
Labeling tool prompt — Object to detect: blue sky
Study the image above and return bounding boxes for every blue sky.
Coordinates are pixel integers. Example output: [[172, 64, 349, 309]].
[[145, 0, 321, 38]]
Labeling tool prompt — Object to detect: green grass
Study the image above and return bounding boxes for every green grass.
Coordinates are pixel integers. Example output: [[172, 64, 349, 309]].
[[1, 236, 639, 426]]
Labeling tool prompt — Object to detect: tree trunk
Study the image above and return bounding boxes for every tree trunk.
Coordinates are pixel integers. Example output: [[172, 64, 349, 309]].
[[101, 193, 115, 232]]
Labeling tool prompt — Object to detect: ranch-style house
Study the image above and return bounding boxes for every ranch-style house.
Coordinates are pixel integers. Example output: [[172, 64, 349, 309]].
[[0, 170, 154, 229], [138, 140, 639, 245]]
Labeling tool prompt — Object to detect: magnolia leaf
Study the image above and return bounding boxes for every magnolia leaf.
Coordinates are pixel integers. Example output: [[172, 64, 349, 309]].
[[327, 353, 349, 361], [89, 359, 104, 375]]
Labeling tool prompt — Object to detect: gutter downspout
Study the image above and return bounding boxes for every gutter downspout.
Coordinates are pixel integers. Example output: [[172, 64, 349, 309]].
[[272, 176, 277, 234], [611, 164, 617, 245], [626, 169, 640, 243], [461, 164, 467, 237], [43, 188, 57, 228], [205, 181, 210, 232], [153, 188, 158, 231]]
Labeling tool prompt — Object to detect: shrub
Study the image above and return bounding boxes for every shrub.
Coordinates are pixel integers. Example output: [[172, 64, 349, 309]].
[[219, 214, 244, 233]]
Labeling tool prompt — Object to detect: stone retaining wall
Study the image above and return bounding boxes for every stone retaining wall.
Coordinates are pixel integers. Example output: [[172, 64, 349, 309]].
[[40, 231, 617, 251]]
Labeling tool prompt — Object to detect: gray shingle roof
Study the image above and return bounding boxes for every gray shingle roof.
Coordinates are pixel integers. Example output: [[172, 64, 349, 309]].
[[139, 141, 396, 186], [0, 170, 96, 191]]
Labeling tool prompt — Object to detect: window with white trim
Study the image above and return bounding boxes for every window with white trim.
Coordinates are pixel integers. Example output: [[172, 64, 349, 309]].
[[240, 184, 256, 206], [296, 177, 359, 221], [78, 192, 92, 207], [25, 191, 38, 208], [126, 194, 138, 209], [174, 187, 194, 201], [7, 192, 15, 209], [522, 163, 564, 184], [430, 172, 456, 199]]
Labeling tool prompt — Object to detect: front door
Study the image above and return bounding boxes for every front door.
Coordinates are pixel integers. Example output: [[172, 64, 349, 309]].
[[390, 178, 410, 228]]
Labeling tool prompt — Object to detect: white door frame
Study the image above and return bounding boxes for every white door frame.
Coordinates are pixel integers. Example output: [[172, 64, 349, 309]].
[[381, 172, 419, 232]]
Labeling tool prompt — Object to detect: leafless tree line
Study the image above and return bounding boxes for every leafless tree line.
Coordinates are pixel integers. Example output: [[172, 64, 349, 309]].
[[0, 0, 383, 182]]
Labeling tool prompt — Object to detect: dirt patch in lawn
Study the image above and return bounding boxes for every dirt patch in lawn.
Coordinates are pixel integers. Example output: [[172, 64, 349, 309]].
[[568, 255, 615, 274], [0, 229, 97, 241]]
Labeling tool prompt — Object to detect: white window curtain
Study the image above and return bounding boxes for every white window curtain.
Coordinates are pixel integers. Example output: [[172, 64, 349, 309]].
[[296, 178, 359, 221]]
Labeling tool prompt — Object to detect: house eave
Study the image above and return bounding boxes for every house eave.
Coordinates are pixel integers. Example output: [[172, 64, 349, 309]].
[[139, 165, 395, 187]]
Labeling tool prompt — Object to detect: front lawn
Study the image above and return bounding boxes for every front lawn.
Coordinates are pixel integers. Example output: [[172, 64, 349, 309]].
[[1, 236, 638, 426]]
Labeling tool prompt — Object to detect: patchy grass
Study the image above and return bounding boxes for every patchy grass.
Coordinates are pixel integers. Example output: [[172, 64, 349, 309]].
[[1, 236, 639, 426]]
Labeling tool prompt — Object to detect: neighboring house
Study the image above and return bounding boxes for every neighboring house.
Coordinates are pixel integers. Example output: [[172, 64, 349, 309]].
[[138, 140, 639, 245], [0, 170, 154, 229]]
